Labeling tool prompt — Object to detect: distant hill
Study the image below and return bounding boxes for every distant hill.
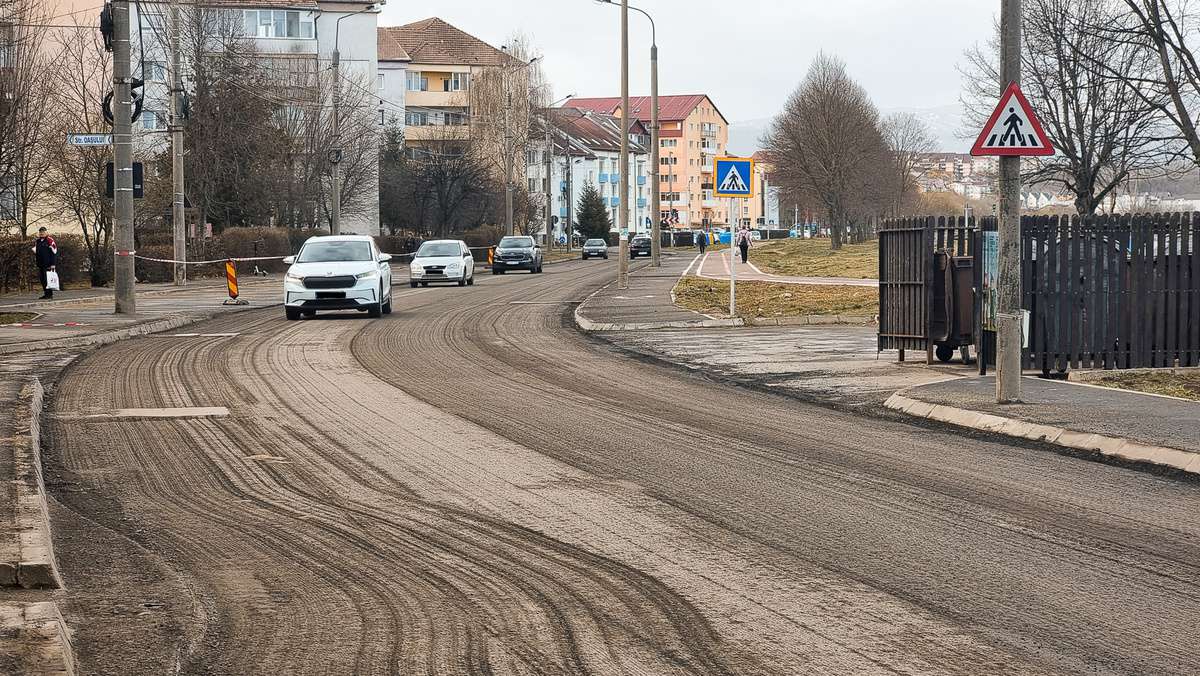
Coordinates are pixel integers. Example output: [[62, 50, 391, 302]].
[[727, 104, 969, 157]]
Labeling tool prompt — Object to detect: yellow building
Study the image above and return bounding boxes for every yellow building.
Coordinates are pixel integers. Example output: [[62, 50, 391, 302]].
[[566, 95, 733, 229]]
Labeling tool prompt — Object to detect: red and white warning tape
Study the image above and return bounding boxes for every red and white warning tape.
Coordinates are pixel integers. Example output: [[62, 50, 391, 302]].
[[132, 255, 288, 265]]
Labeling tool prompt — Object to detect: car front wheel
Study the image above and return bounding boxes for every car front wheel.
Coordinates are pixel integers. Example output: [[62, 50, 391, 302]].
[[285, 307, 301, 321]]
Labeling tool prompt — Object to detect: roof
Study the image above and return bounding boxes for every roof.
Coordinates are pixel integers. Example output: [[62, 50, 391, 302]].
[[383, 18, 518, 67], [377, 28, 410, 61], [193, 0, 319, 8], [545, 107, 647, 156], [564, 94, 726, 125]]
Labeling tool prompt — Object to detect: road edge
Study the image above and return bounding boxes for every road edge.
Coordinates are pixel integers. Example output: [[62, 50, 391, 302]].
[[883, 391, 1200, 476], [4, 377, 61, 589], [0, 601, 75, 676]]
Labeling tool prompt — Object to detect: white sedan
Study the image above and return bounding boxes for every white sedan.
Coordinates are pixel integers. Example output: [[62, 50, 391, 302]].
[[409, 239, 476, 287], [282, 235, 393, 320]]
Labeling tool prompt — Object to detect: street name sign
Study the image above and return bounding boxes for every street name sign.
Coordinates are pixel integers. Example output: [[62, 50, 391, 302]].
[[67, 133, 113, 147], [714, 157, 755, 198], [971, 82, 1054, 157]]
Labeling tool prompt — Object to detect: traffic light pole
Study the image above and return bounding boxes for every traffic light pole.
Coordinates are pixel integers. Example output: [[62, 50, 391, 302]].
[[997, 0, 1022, 403], [113, 0, 135, 314]]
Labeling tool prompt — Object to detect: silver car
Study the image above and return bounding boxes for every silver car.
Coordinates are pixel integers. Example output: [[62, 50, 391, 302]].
[[581, 238, 609, 260]]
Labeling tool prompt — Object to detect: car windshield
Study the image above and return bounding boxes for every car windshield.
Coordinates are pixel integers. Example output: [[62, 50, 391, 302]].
[[296, 241, 373, 263], [498, 237, 534, 248], [417, 242, 461, 257], [585, 239, 606, 246]]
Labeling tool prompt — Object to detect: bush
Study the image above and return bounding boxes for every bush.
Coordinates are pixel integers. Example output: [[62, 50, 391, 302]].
[[286, 227, 326, 254], [462, 225, 504, 249], [218, 227, 293, 273], [375, 235, 408, 255], [53, 235, 92, 289], [134, 244, 176, 283], [0, 234, 98, 292]]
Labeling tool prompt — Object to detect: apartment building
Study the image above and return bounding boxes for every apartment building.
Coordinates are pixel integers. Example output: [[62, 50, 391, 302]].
[[565, 94, 731, 229], [526, 107, 649, 241], [379, 17, 521, 150], [126, 0, 383, 234]]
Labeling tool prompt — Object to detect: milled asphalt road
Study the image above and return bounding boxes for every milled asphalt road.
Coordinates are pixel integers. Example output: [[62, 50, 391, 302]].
[[37, 257, 1200, 675]]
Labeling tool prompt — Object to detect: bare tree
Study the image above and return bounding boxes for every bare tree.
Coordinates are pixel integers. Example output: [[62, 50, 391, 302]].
[[1111, 1, 1200, 168], [762, 53, 892, 249], [961, 0, 1176, 215], [882, 112, 936, 216]]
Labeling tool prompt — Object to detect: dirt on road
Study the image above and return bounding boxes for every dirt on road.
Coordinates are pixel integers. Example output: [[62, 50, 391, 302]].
[[38, 258, 1200, 675]]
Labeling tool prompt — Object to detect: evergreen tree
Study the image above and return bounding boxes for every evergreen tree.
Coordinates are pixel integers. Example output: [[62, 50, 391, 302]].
[[576, 183, 611, 241]]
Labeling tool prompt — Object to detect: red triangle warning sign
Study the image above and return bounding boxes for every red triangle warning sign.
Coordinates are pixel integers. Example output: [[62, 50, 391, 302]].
[[971, 82, 1054, 157]]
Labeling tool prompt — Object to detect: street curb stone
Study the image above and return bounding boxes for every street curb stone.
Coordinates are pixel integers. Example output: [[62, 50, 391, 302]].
[[5, 378, 61, 590], [0, 601, 75, 675], [883, 391, 1200, 476]]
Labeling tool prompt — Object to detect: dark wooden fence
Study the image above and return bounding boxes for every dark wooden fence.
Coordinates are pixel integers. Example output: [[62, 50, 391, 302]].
[[1025, 213, 1200, 370], [878, 217, 980, 361], [879, 212, 1200, 371]]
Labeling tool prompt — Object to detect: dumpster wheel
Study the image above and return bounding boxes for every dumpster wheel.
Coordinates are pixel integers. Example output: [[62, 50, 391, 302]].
[[935, 343, 956, 363]]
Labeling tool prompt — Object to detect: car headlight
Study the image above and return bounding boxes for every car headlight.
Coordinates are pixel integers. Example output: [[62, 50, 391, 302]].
[[284, 272, 303, 284], [356, 270, 379, 280], [410, 263, 421, 272], [447, 263, 460, 271]]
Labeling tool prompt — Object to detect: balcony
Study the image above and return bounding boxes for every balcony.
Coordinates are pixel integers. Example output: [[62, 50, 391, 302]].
[[598, 173, 609, 184], [700, 144, 717, 155], [700, 163, 714, 174], [637, 198, 647, 208], [560, 207, 568, 218], [405, 89, 469, 108], [703, 199, 720, 209], [609, 197, 620, 207], [611, 173, 620, 184], [637, 176, 646, 186]]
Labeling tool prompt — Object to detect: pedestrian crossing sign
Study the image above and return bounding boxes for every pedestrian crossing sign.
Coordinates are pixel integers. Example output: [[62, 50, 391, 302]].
[[714, 157, 755, 198], [971, 82, 1054, 157]]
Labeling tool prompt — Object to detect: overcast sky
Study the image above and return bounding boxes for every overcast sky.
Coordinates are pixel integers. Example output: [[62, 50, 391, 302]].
[[380, 0, 999, 123]]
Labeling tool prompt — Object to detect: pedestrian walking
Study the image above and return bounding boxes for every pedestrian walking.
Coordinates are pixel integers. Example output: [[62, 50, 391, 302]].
[[695, 230, 708, 254], [735, 225, 752, 264], [31, 227, 58, 299]]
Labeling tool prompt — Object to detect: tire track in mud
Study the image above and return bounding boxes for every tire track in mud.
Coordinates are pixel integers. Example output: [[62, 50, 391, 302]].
[[349, 263, 1200, 675], [45, 267, 760, 675]]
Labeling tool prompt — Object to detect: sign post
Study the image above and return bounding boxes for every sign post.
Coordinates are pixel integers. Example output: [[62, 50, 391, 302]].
[[971, 0, 1053, 403], [714, 156, 755, 317]]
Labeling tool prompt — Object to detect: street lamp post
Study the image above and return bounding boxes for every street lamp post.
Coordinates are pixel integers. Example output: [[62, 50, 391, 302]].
[[330, 2, 381, 236], [597, 0, 660, 267], [540, 94, 574, 251]]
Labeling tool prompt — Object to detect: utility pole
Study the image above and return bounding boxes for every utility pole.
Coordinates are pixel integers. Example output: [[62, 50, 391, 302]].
[[648, 28, 660, 266], [504, 82, 514, 236], [169, 0, 186, 285], [564, 155, 574, 251], [617, 0, 630, 289], [997, 0, 1022, 403], [113, 0, 135, 314], [545, 113, 553, 249], [330, 47, 342, 235]]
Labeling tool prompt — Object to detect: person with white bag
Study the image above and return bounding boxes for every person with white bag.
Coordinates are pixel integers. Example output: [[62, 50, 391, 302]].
[[32, 227, 58, 299]]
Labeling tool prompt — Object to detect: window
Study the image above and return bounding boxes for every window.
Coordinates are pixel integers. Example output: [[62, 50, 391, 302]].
[[661, 139, 677, 148], [660, 192, 680, 202], [405, 111, 428, 126], [142, 110, 166, 130], [406, 71, 428, 91], [444, 112, 467, 126], [377, 73, 384, 91], [143, 60, 166, 82], [528, 178, 538, 192], [446, 72, 469, 92], [243, 10, 313, 39], [142, 12, 166, 30]]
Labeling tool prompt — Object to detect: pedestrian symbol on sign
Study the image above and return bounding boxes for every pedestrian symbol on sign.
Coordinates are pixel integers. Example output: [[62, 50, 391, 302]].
[[718, 165, 748, 193], [971, 82, 1054, 157]]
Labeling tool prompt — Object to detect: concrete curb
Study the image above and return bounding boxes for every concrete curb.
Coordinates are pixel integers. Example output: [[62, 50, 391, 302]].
[[3, 378, 61, 589], [0, 302, 280, 356], [744, 314, 878, 327], [573, 303, 744, 332], [0, 285, 217, 312], [883, 391, 1200, 475], [0, 601, 75, 675]]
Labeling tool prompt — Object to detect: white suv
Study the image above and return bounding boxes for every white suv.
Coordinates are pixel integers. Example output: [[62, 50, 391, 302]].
[[282, 235, 392, 320], [409, 239, 476, 287]]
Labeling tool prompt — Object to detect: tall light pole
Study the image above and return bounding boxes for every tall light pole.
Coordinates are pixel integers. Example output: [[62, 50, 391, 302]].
[[112, 0, 135, 313], [541, 94, 574, 250], [616, 0, 630, 288], [330, 3, 380, 235], [997, 0, 1022, 403], [597, 0, 659, 266], [502, 52, 541, 236], [169, 0, 186, 285]]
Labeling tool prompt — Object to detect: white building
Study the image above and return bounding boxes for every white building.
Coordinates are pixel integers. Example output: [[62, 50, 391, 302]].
[[127, 0, 383, 234], [526, 108, 650, 242]]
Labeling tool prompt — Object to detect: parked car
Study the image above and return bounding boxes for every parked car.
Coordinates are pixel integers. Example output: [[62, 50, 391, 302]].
[[282, 235, 392, 320], [409, 239, 475, 288], [581, 239, 609, 260], [629, 235, 652, 258], [492, 235, 543, 274]]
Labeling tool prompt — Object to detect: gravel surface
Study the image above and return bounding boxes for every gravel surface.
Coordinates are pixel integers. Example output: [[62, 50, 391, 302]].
[[38, 258, 1200, 675]]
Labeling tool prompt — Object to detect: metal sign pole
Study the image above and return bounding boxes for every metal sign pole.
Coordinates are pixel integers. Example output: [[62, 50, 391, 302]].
[[729, 196, 736, 316]]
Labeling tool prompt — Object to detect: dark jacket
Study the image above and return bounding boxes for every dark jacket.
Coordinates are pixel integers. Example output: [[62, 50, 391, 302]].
[[35, 236, 58, 269]]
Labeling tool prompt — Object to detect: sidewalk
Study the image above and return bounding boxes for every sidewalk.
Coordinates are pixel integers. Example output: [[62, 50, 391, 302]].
[[575, 253, 742, 330], [0, 277, 281, 354], [693, 249, 877, 287], [887, 376, 1200, 474]]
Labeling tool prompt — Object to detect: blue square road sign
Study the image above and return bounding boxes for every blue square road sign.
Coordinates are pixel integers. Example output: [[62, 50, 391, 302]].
[[714, 157, 754, 198]]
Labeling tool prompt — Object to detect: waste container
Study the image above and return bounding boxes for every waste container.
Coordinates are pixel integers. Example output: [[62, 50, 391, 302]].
[[929, 251, 975, 362]]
